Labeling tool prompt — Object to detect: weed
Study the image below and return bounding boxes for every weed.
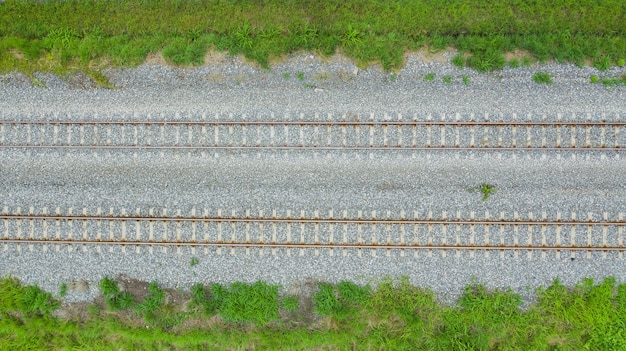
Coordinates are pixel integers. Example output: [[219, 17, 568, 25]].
[[424, 72, 435, 82], [594, 56, 612, 71], [99, 277, 135, 310], [389, 72, 397, 82], [304, 83, 315, 89], [618, 59, 626, 66], [190, 257, 199, 267], [282, 295, 299, 312], [451, 54, 465, 68], [283, 72, 290, 79], [59, 283, 67, 298], [480, 182, 496, 202], [522, 56, 532, 67], [297, 71, 304, 80], [462, 75, 469, 85], [218, 281, 279, 325], [443, 75, 452, 84], [135, 281, 165, 315], [532, 72, 552, 84], [313, 282, 342, 316], [601, 78, 622, 86], [590, 75, 599, 83], [314, 72, 329, 81]]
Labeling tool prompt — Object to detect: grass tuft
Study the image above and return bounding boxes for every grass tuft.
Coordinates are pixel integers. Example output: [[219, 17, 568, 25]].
[[532, 71, 553, 84]]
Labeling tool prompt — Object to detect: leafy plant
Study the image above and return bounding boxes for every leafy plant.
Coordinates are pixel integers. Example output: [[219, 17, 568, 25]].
[[424, 72, 435, 82], [590, 75, 599, 83], [480, 182, 496, 202], [532, 72, 552, 84]]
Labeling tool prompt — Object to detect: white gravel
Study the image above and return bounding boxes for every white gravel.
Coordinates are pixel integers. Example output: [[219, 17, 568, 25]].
[[1, 52, 625, 305]]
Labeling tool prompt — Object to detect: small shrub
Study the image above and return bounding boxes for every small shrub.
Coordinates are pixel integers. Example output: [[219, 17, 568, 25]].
[[590, 75, 599, 84], [424, 73, 435, 82], [532, 72, 552, 84]]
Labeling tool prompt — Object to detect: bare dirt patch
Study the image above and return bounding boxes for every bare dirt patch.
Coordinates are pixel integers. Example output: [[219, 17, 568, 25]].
[[408, 47, 456, 64], [117, 275, 151, 300], [144, 52, 168, 66], [505, 49, 532, 62], [9, 49, 24, 60]]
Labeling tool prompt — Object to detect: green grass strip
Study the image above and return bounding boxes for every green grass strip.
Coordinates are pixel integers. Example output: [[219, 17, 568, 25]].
[[1, 0, 626, 85], [2, 276, 626, 349]]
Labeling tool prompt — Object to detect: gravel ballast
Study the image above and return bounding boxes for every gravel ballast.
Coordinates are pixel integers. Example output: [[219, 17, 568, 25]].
[[1, 52, 625, 304]]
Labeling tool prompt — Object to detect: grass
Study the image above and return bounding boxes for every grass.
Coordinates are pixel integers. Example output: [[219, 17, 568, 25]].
[[443, 75, 452, 84], [2, 276, 626, 349], [462, 75, 469, 85], [424, 72, 435, 82], [58, 283, 67, 298], [1, 0, 626, 86], [532, 71, 553, 84]]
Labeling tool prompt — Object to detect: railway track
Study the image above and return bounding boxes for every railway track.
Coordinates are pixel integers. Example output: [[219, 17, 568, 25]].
[[2, 209, 624, 258], [0, 119, 623, 150]]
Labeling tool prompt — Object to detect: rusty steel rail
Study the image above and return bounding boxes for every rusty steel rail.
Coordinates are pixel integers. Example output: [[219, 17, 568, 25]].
[[0, 120, 625, 126], [2, 213, 624, 252], [0, 120, 623, 151], [1, 238, 624, 251], [0, 214, 622, 225]]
